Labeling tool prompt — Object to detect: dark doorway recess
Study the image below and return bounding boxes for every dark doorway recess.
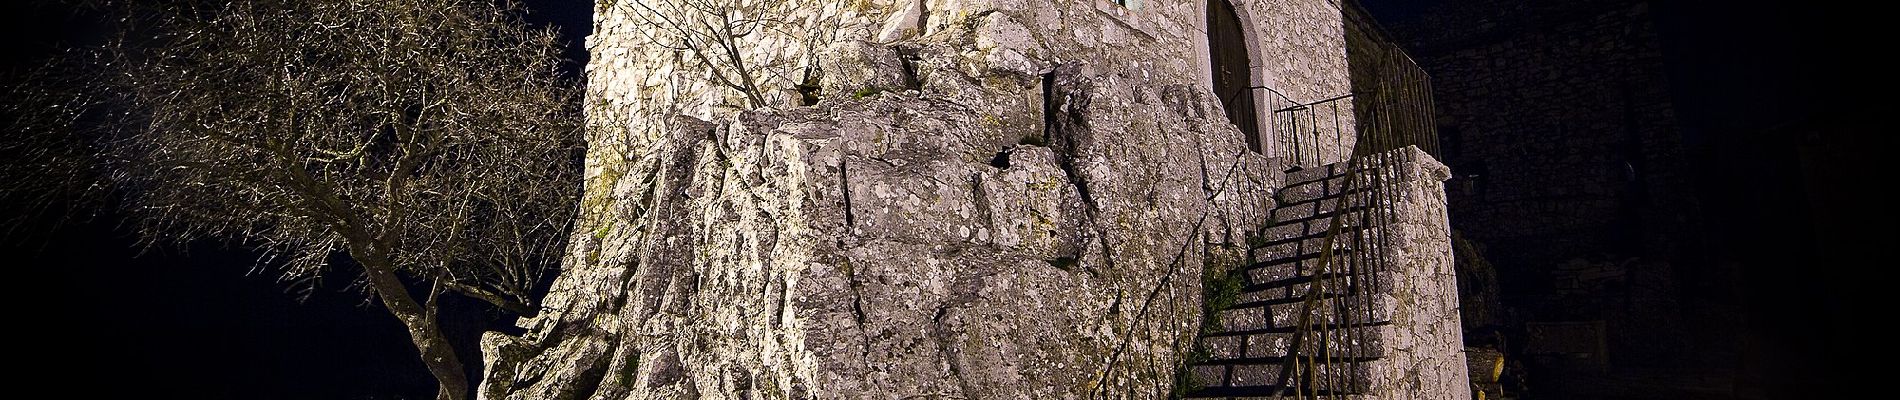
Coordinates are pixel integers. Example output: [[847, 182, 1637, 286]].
[[1207, 0, 1260, 152]]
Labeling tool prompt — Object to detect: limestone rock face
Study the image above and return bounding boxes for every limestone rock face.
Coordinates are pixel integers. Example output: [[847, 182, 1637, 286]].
[[817, 42, 908, 103], [476, 2, 1340, 398]]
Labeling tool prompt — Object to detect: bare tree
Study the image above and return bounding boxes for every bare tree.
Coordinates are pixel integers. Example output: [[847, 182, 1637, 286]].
[[4, 1, 582, 398], [610, 0, 835, 108]]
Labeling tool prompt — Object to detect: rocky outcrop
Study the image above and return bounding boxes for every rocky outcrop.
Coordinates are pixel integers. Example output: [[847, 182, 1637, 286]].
[[477, 11, 1284, 400], [456, 0, 1466, 395]]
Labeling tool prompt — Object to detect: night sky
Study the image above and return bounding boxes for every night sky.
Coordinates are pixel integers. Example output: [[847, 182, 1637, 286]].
[[3, 1, 593, 399], [3, 0, 1872, 398]]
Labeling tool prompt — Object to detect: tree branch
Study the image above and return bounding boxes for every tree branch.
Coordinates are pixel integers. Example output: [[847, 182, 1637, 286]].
[[439, 279, 537, 316]]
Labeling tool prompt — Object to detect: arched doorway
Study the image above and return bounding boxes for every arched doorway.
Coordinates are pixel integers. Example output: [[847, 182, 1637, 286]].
[[1206, 0, 1260, 152]]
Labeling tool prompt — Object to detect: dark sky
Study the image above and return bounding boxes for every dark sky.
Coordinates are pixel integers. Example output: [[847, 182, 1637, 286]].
[[517, 0, 596, 77], [3, 1, 594, 399], [1, 1, 595, 75]]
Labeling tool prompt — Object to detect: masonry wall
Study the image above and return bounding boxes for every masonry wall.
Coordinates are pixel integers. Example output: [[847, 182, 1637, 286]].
[[1224, 0, 1358, 166], [1358, 148, 1468, 399], [1381, 0, 1698, 370], [1388, 0, 1690, 270], [1342, 4, 1437, 158]]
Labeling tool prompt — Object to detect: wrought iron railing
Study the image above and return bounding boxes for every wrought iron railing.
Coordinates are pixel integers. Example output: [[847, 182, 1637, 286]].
[[1273, 94, 1356, 168], [1266, 129, 1424, 399], [1267, 75, 1438, 169], [1262, 51, 1442, 398], [1206, 44, 1441, 399], [1352, 44, 1441, 159]]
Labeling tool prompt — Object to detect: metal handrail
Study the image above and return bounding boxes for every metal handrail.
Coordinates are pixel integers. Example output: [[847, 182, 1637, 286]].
[[1222, 85, 1303, 110], [1274, 93, 1357, 113]]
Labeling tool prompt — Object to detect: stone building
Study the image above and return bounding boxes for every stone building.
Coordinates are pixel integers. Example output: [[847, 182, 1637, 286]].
[[1365, 0, 1757, 398], [1374, 0, 1709, 395], [477, 0, 1466, 398]]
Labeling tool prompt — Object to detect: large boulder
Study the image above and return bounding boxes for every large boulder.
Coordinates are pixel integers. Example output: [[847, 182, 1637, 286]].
[[480, 7, 1281, 400]]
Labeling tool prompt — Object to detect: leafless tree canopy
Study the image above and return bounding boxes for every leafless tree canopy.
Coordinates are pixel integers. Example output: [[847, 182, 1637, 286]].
[[5, 1, 582, 398], [82, 0, 578, 306], [612, 0, 834, 108]]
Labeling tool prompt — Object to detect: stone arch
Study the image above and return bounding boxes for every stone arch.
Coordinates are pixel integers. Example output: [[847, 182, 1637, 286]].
[[1192, 0, 1273, 154]]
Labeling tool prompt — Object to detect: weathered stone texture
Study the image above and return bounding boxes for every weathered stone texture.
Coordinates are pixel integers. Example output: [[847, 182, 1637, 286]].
[[476, 0, 1375, 398], [1362, 148, 1468, 399], [1247, 0, 1351, 105], [1227, 0, 1360, 167]]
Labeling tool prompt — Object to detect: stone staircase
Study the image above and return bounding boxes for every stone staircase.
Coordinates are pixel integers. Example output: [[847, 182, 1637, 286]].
[[1178, 155, 1421, 396]]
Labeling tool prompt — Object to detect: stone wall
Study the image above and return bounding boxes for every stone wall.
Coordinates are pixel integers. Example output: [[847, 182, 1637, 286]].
[[1249, 0, 1351, 105], [1341, 3, 1437, 158], [1222, 0, 1359, 166], [1357, 148, 1468, 399], [1386, 0, 1691, 272], [477, 0, 1367, 398], [1378, 0, 1698, 369]]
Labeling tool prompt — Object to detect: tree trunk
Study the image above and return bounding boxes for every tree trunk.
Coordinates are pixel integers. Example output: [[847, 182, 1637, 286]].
[[363, 263, 471, 400]]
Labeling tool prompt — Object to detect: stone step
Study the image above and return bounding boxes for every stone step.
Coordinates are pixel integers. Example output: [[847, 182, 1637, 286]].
[[1239, 272, 1399, 302], [1277, 177, 1372, 205], [1249, 213, 1392, 253], [1203, 318, 1391, 337], [1266, 201, 1370, 227], [1199, 331, 1388, 362], [1255, 218, 1317, 244], [1231, 290, 1348, 309], [1243, 271, 1350, 291], [1214, 296, 1393, 332], [1284, 163, 1346, 186], [1182, 387, 1368, 400], [1246, 251, 1331, 274], [1186, 360, 1376, 395], [1182, 394, 1367, 400], [1249, 244, 1360, 267]]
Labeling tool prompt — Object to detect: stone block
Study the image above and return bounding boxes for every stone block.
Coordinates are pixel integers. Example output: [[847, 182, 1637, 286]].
[[1280, 181, 1325, 204], [1192, 364, 1230, 388], [1244, 332, 1292, 359], [1230, 363, 1281, 387], [1271, 202, 1316, 222], [819, 41, 909, 102], [1219, 306, 1268, 333], [1202, 335, 1243, 360]]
